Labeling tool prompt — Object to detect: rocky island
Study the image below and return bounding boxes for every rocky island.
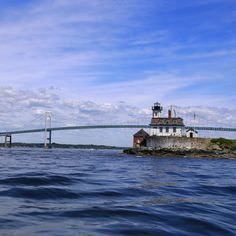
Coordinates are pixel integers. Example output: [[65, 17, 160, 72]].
[[124, 102, 236, 159], [124, 137, 236, 159]]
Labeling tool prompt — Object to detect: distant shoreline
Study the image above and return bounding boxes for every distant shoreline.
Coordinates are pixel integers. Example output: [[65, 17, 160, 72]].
[[0, 142, 126, 150]]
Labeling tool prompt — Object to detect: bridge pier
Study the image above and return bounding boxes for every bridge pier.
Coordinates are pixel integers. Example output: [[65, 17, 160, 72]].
[[5, 134, 12, 148], [44, 130, 52, 149], [48, 130, 52, 149]]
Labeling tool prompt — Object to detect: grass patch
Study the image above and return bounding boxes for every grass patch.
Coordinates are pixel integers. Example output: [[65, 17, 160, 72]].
[[211, 138, 236, 149]]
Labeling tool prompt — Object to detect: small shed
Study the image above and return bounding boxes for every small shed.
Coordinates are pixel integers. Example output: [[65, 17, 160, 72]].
[[186, 128, 198, 138], [133, 129, 150, 148]]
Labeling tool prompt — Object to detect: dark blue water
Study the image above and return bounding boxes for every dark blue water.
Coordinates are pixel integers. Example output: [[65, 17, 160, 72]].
[[0, 148, 235, 235]]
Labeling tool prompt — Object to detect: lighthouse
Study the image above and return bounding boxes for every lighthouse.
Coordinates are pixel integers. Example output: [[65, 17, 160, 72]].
[[152, 102, 163, 118], [150, 102, 185, 137]]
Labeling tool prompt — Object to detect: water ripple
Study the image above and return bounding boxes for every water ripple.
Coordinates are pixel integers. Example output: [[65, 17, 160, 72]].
[[0, 148, 235, 236]]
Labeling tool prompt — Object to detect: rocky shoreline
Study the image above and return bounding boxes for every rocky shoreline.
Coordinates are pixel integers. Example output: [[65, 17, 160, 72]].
[[124, 137, 236, 159], [123, 148, 236, 159]]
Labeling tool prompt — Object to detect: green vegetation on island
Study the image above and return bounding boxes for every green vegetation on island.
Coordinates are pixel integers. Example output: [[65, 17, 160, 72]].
[[210, 138, 236, 150]]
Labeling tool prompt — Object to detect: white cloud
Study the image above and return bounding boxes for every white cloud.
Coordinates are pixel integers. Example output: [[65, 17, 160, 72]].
[[0, 87, 235, 145]]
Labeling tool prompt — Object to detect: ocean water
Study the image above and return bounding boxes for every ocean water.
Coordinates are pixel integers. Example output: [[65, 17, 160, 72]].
[[0, 148, 235, 236]]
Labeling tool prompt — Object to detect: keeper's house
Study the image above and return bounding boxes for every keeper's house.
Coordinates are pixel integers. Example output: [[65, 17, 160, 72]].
[[150, 102, 185, 137]]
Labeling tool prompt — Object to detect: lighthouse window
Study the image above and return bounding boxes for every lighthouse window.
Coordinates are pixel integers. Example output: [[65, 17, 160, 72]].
[[173, 127, 176, 133], [166, 127, 169, 133]]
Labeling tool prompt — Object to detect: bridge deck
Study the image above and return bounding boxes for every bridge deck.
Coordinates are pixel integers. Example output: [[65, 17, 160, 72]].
[[0, 125, 236, 136]]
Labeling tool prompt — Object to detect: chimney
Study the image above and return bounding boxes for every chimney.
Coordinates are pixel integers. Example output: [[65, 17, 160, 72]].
[[168, 109, 172, 118]]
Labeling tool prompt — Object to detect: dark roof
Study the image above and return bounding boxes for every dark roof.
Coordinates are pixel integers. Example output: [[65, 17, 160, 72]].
[[133, 129, 150, 137], [150, 118, 184, 126], [186, 128, 198, 133]]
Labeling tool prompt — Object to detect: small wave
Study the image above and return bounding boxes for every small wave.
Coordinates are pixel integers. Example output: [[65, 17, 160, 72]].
[[61, 207, 155, 219], [180, 215, 234, 235], [0, 187, 79, 199], [197, 184, 236, 195], [0, 175, 75, 186]]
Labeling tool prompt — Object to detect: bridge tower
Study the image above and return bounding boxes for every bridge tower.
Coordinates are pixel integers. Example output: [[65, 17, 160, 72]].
[[44, 112, 52, 148]]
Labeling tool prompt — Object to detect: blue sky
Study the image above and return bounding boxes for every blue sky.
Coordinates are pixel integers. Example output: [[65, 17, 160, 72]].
[[0, 0, 236, 145]]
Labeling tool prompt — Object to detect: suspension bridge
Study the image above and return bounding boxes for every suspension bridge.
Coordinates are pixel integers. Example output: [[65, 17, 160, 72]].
[[0, 124, 236, 148]]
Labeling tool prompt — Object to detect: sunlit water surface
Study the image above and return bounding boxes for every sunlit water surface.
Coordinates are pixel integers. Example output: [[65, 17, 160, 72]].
[[0, 148, 235, 235]]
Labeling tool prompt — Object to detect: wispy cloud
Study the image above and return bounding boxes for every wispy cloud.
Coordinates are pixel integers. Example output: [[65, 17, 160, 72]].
[[0, 0, 235, 91]]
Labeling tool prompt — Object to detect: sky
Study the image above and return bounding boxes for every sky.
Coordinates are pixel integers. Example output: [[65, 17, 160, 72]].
[[0, 0, 236, 145]]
